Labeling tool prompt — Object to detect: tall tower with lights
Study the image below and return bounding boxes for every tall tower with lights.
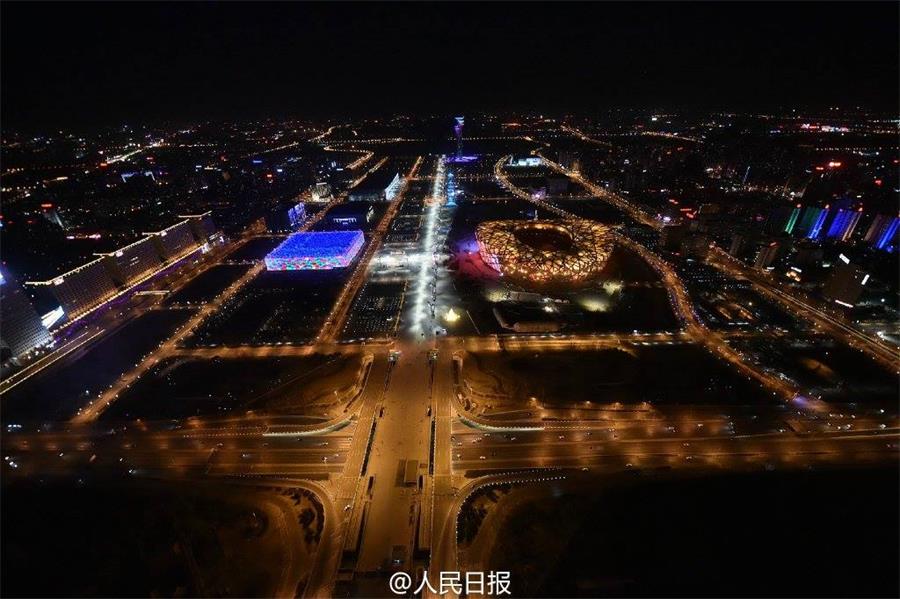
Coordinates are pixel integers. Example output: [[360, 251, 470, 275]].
[[454, 116, 464, 159]]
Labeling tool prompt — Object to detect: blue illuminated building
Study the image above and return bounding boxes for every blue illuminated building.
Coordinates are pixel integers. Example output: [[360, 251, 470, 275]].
[[876, 216, 900, 251], [826, 209, 853, 239], [807, 208, 829, 239], [265, 230, 365, 270]]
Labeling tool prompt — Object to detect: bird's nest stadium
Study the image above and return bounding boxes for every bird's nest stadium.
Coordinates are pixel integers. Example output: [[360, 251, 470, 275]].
[[475, 219, 614, 285]]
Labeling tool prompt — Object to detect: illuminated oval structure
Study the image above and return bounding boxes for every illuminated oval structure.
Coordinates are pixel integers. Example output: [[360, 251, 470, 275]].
[[476, 219, 614, 285]]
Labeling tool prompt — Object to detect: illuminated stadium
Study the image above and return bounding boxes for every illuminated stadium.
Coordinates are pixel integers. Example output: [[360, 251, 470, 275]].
[[476, 219, 614, 284], [264, 230, 365, 271]]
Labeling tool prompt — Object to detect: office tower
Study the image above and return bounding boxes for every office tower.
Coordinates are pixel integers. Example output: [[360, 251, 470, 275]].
[[823, 261, 869, 307], [754, 241, 781, 269]]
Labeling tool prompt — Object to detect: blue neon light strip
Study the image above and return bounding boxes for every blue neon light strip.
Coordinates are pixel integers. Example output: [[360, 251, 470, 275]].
[[876, 217, 900, 250], [808, 208, 828, 239], [827, 209, 851, 239]]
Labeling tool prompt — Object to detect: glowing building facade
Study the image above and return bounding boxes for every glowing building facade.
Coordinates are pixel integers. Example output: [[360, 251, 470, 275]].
[[0, 269, 52, 360], [27, 214, 219, 325], [265, 230, 365, 271], [476, 219, 614, 285]]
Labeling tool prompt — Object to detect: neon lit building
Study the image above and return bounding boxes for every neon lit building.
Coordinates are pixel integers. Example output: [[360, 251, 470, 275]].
[[864, 214, 891, 244], [265, 230, 365, 271], [783, 205, 801, 234], [795, 206, 822, 238], [875, 216, 900, 251], [806, 207, 829, 239], [826, 208, 861, 241], [454, 116, 465, 159]]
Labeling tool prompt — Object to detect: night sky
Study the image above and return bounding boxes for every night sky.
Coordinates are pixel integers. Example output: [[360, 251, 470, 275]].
[[2, 2, 898, 131]]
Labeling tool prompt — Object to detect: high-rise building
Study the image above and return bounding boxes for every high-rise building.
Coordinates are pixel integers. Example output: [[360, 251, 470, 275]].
[[791, 241, 824, 267], [866, 215, 900, 251], [783, 204, 801, 234], [796, 206, 824, 238], [660, 224, 687, 250], [1, 269, 52, 361], [807, 206, 829, 240], [557, 150, 581, 173], [680, 233, 710, 259], [180, 212, 219, 245], [26, 214, 218, 323], [754, 241, 781, 269], [728, 231, 757, 260], [146, 221, 197, 261], [863, 214, 892, 244], [826, 208, 862, 241], [99, 236, 165, 287], [27, 257, 119, 322], [823, 260, 869, 308], [765, 205, 795, 235]]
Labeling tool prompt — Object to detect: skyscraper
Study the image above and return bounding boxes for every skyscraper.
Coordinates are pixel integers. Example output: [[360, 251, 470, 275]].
[[826, 208, 862, 241], [823, 260, 869, 308], [753, 241, 781, 269]]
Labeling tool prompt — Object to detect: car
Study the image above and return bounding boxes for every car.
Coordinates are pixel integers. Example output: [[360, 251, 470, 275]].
[[479, 455, 486, 460]]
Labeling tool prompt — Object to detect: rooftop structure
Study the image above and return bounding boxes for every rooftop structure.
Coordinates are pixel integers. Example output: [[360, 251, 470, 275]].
[[264, 230, 365, 271]]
